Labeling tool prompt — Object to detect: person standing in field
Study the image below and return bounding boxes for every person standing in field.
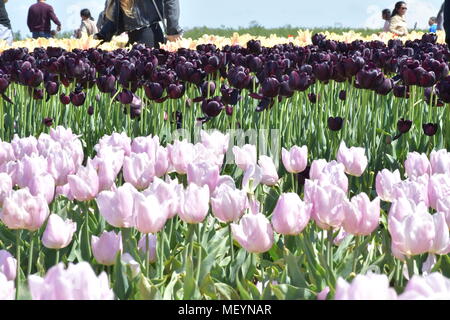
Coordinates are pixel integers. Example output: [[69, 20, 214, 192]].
[[96, 0, 183, 48], [382, 9, 391, 32], [389, 1, 409, 36], [74, 9, 98, 38], [27, 0, 61, 39], [437, 3, 445, 30], [0, 0, 12, 45], [429, 17, 438, 33]]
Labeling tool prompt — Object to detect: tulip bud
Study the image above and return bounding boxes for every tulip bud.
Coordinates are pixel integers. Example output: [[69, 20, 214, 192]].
[[167, 139, 195, 175], [233, 144, 257, 171], [42, 214, 77, 249], [282, 145, 308, 174], [178, 183, 210, 224], [336, 141, 368, 177], [134, 192, 167, 234], [342, 193, 380, 236], [327, 116, 344, 131], [430, 149, 450, 175], [397, 118, 412, 134], [258, 155, 279, 186], [91, 231, 123, 266], [123, 153, 155, 190], [67, 160, 100, 201], [96, 183, 137, 228], [211, 184, 247, 223], [423, 123, 438, 136], [375, 169, 401, 202], [404, 152, 431, 178]]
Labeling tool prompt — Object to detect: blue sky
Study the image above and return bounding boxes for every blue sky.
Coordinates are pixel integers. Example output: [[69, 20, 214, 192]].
[[5, 0, 444, 37]]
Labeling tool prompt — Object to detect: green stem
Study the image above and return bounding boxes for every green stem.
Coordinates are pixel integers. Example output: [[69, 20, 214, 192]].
[[327, 229, 333, 273], [195, 223, 202, 283], [55, 250, 60, 266], [228, 224, 234, 262], [352, 235, 360, 273], [145, 234, 150, 278], [27, 233, 34, 277], [15, 230, 21, 300]]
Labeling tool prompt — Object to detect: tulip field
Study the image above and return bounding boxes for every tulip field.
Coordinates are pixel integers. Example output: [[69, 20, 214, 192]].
[[1, 31, 450, 300]]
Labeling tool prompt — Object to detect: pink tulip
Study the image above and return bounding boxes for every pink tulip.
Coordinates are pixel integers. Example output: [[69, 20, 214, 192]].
[[430, 149, 450, 175], [429, 212, 450, 255], [96, 183, 137, 228], [399, 273, 450, 299], [428, 174, 450, 209], [258, 155, 279, 186], [200, 130, 229, 155], [187, 161, 220, 192], [91, 231, 123, 266], [11, 134, 38, 160], [333, 228, 350, 246], [211, 184, 247, 223], [47, 149, 77, 186], [310, 160, 348, 192], [178, 183, 210, 224], [304, 179, 347, 230], [92, 147, 124, 192], [0, 273, 14, 300], [55, 183, 74, 201], [123, 153, 155, 190], [49, 126, 80, 145], [375, 169, 402, 202], [28, 262, 114, 300], [231, 212, 274, 253], [336, 141, 368, 177], [334, 273, 397, 300], [342, 193, 380, 236], [16, 155, 47, 188], [95, 132, 131, 156], [317, 287, 330, 300], [0, 173, 12, 205], [67, 160, 99, 201], [216, 175, 236, 189], [388, 202, 434, 259], [242, 164, 262, 193], [404, 152, 431, 178], [0, 250, 17, 281], [42, 215, 77, 249], [122, 253, 141, 278], [168, 139, 195, 174], [138, 234, 157, 263], [392, 176, 429, 206], [131, 135, 159, 158], [282, 145, 308, 174], [436, 197, 450, 229], [154, 146, 169, 177], [36, 133, 58, 158], [271, 193, 311, 235], [0, 188, 49, 231], [144, 177, 181, 219], [134, 192, 168, 234], [194, 143, 225, 168], [27, 173, 55, 204], [233, 144, 257, 171], [0, 140, 15, 166]]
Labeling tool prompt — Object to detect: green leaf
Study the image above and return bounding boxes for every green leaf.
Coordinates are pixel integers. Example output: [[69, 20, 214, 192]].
[[235, 275, 251, 300], [285, 254, 307, 287], [113, 252, 129, 300], [215, 282, 240, 300], [163, 272, 180, 300], [137, 274, 162, 300], [183, 255, 196, 299], [199, 273, 217, 299], [271, 284, 315, 300]]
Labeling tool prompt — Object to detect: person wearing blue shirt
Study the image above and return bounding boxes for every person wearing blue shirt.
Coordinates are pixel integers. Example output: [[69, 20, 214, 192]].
[[429, 17, 438, 33]]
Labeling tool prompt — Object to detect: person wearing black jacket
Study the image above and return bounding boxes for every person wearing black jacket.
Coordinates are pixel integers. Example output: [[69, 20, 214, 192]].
[[0, 0, 12, 45], [445, 0, 450, 46], [96, 0, 182, 48]]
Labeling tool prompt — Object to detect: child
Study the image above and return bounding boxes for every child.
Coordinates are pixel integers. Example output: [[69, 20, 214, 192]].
[[382, 9, 391, 32], [429, 16, 438, 33], [74, 9, 98, 39]]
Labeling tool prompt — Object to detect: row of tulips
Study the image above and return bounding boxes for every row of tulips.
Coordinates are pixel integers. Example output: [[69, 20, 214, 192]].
[[0, 126, 450, 299]]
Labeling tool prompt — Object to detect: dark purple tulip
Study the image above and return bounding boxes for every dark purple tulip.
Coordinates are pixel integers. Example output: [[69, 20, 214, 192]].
[[225, 105, 233, 116], [401, 67, 418, 86], [32, 89, 44, 100], [59, 94, 70, 105], [247, 56, 263, 73], [397, 118, 412, 134], [201, 98, 223, 117], [200, 81, 216, 98], [338, 90, 346, 101], [279, 81, 294, 98], [327, 117, 344, 131], [313, 62, 332, 82], [42, 117, 53, 127], [393, 85, 410, 98], [423, 123, 438, 136], [247, 40, 262, 54], [227, 67, 252, 89], [45, 81, 59, 96], [144, 82, 164, 100], [289, 70, 312, 91], [436, 77, 450, 103], [97, 74, 116, 93], [417, 70, 436, 88], [312, 33, 326, 46], [168, 83, 185, 99], [117, 90, 134, 104], [308, 93, 317, 103], [87, 105, 94, 116], [261, 77, 280, 98], [220, 85, 240, 105], [356, 66, 384, 90], [70, 91, 86, 106], [375, 78, 393, 95], [0, 77, 9, 93]]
